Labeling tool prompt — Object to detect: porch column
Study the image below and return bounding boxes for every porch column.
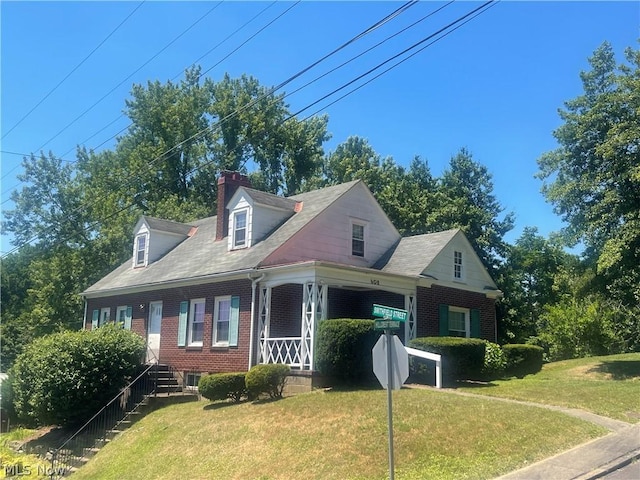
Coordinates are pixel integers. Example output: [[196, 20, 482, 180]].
[[405, 293, 417, 341], [301, 282, 327, 370], [258, 286, 272, 364]]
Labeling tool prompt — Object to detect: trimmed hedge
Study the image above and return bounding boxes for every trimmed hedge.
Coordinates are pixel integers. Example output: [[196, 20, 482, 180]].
[[10, 325, 145, 427], [409, 337, 486, 385], [503, 344, 544, 378], [198, 373, 247, 402], [245, 364, 290, 399], [315, 318, 377, 385]]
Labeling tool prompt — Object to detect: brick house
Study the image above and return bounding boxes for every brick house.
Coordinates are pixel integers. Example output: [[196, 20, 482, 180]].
[[82, 172, 501, 386]]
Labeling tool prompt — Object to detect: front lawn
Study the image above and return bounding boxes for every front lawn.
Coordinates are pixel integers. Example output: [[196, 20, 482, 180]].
[[456, 352, 640, 423], [71, 388, 604, 480]]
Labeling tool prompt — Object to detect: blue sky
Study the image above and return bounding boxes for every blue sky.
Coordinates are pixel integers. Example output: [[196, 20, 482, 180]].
[[1, 1, 638, 255]]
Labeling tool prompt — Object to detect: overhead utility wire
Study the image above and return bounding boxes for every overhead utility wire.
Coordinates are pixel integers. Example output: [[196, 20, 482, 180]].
[[282, 1, 455, 106], [289, 0, 496, 119], [302, 1, 499, 122], [1, 1, 290, 203], [1, 1, 146, 141], [60, 1, 280, 160], [30, 2, 223, 154], [2, 1, 421, 257]]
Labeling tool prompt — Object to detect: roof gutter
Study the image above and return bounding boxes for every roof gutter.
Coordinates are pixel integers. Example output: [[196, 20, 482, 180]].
[[81, 268, 258, 299]]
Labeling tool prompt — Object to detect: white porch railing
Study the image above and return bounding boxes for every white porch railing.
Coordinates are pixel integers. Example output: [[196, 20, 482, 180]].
[[262, 337, 303, 369], [405, 347, 443, 389]]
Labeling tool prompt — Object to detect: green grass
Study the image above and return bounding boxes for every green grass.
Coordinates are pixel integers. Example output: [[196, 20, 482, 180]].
[[71, 388, 605, 480], [0, 428, 50, 479], [457, 353, 640, 423]]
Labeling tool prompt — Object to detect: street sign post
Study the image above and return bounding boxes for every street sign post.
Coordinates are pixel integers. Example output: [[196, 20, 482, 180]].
[[371, 304, 409, 480]]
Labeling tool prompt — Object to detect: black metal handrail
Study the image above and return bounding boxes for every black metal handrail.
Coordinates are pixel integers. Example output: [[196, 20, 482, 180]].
[[46, 348, 165, 478]]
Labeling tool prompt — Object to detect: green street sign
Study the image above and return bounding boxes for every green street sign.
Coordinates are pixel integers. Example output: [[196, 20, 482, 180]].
[[372, 304, 407, 322], [374, 319, 401, 331]]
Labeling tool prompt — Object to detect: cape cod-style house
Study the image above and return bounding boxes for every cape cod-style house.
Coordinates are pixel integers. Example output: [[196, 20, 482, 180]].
[[82, 172, 502, 387]]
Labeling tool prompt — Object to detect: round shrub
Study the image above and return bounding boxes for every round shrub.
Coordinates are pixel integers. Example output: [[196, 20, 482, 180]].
[[482, 341, 507, 380], [198, 373, 247, 402], [502, 344, 544, 378], [408, 337, 486, 385], [245, 364, 290, 399], [315, 318, 377, 385], [10, 325, 145, 427]]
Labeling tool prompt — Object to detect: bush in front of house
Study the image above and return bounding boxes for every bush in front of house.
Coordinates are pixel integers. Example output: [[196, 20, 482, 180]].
[[198, 373, 247, 403], [10, 325, 146, 427], [245, 364, 290, 400], [315, 318, 377, 386], [502, 344, 544, 378], [408, 337, 486, 385], [481, 341, 507, 380]]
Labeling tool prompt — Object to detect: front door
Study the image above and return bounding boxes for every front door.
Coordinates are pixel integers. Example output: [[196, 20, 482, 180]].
[[147, 301, 162, 363]]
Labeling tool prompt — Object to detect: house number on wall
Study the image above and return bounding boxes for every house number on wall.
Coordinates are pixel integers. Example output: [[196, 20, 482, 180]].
[[370, 279, 380, 285]]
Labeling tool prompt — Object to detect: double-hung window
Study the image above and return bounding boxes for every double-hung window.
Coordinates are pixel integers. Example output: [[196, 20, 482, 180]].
[[233, 210, 248, 248], [454, 250, 463, 280], [116, 305, 133, 330], [213, 296, 240, 346], [188, 299, 206, 346], [448, 307, 469, 337], [351, 223, 365, 257], [134, 234, 147, 267]]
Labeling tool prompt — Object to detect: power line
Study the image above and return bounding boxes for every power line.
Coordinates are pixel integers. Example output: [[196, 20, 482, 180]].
[[301, 1, 500, 121], [6, 0, 498, 260], [31, 2, 223, 154], [1, 1, 146, 141], [2, 1, 282, 201]]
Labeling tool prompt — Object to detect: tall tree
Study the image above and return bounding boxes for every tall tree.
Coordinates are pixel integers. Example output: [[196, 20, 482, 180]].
[[537, 42, 640, 304], [435, 148, 514, 273]]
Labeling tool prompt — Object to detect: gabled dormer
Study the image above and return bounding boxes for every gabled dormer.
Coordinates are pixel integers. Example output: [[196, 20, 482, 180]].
[[132, 216, 194, 268], [226, 187, 299, 250]]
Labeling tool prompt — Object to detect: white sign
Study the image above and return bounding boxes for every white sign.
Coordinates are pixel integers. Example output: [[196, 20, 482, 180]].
[[372, 334, 409, 390]]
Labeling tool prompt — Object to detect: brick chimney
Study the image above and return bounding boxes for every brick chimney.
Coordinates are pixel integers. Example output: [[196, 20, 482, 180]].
[[216, 171, 251, 241]]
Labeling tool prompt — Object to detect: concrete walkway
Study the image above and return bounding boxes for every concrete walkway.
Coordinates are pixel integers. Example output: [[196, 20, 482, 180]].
[[407, 385, 640, 479]]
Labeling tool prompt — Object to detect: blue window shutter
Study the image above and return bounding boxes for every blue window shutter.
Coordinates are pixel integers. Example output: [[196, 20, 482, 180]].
[[92, 309, 99, 330], [229, 296, 240, 347], [470, 309, 481, 338], [439, 304, 449, 336], [178, 301, 188, 347], [124, 306, 133, 330]]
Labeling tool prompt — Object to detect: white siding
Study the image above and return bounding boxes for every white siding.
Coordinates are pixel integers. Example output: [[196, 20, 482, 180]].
[[148, 231, 187, 263], [227, 193, 293, 249], [424, 232, 496, 290], [252, 204, 293, 243], [263, 182, 400, 267]]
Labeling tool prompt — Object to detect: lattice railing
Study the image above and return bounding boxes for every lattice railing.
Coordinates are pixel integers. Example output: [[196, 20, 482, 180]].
[[263, 337, 302, 368]]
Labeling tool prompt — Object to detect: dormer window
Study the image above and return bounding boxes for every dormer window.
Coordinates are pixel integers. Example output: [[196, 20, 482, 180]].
[[454, 250, 463, 280], [351, 222, 365, 257], [232, 210, 248, 249], [134, 233, 148, 267]]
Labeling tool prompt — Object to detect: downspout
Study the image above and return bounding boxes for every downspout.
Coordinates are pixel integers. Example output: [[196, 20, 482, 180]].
[[248, 272, 265, 369], [82, 297, 88, 330]]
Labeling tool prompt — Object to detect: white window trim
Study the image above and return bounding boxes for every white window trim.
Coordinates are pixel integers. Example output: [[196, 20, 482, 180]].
[[116, 306, 128, 325], [350, 220, 367, 258], [134, 233, 148, 267], [188, 298, 206, 347], [453, 250, 464, 281], [231, 208, 249, 250], [213, 296, 232, 346], [100, 307, 111, 327], [449, 306, 470, 338], [184, 372, 202, 391]]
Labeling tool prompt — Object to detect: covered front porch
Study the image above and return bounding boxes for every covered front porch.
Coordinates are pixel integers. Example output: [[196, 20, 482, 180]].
[[253, 263, 418, 371]]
